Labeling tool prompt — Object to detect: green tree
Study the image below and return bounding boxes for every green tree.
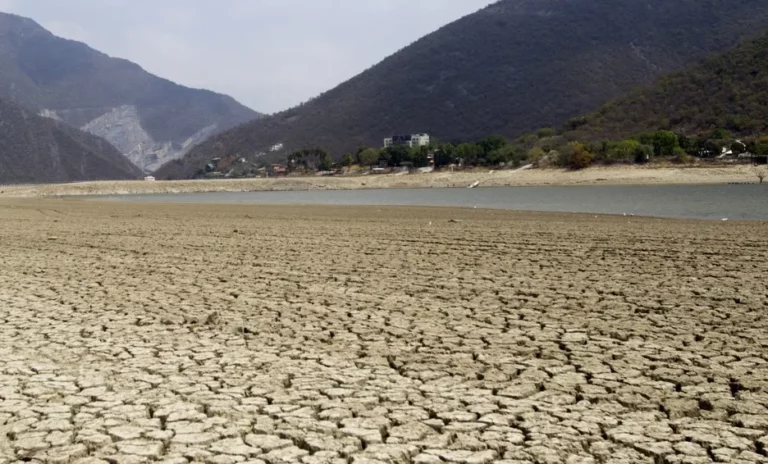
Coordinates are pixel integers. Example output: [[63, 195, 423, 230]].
[[678, 134, 694, 152], [634, 144, 653, 163], [411, 146, 430, 168], [731, 141, 747, 155], [384, 145, 412, 166], [478, 135, 508, 155], [694, 138, 726, 158], [654, 131, 679, 157], [515, 134, 539, 149], [319, 152, 333, 171], [434, 143, 456, 167], [455, 143, 481, 165], [357, 148, 379, 166], [750, 140, 768, 165], [637, 131, 679, 157], [527, 147, 546, 163], [342, 153, 354, 167], [488, 145, 517, 165], [606, 140, 651, 163], [539, 135, 567, 152]]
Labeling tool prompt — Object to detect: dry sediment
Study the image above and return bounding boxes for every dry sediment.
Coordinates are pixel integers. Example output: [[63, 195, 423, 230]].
[[0, 200, 767, 464], [0, 165, 759, 197]]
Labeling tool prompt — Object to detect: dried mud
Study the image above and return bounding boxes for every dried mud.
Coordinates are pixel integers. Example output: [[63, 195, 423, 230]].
[[0, 165, 759, 198], [0, 200, 767, 464]]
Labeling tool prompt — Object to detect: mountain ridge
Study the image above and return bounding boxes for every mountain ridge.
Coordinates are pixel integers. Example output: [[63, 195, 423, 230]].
[[157, 0, 768, 179], [0, 97, 144, 184], [0, 12, 262, 172]]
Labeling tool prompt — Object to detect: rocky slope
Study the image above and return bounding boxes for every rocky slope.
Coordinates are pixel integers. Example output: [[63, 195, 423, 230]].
[[158, 0, 768, 179], [0, 97, 144, 183], [0, 12, 261, 172]]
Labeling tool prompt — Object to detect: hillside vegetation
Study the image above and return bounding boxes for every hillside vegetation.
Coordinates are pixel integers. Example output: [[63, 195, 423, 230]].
[[0, 98, 143, 184], [567, 34, 768, 141], [202, 32, 768, 176], [0, 12, 260, 171], [503, 32, 768, 169], [159, 0, 768, 179]]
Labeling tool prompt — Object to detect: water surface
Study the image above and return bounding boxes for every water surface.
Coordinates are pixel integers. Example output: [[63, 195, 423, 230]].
[[109, 184, 768, 220]]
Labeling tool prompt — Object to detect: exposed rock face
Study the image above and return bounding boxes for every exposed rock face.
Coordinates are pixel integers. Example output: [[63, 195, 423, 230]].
[[71, 105, 219, 172], [79, 106, 155, 169], [37, 109, 62, 121]]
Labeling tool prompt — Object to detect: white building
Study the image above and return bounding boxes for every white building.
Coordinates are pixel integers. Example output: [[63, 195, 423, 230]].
[[269, 143, 284, 152], [384, 133, 430, 148], [144, 176, 156, 182]]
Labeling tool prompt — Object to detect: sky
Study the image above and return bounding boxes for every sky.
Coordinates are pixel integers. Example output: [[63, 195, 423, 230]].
[[0, 0, 495, 114]]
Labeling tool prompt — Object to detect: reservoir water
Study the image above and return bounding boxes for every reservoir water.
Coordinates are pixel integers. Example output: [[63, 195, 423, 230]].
[[111, 184, 768, 220]]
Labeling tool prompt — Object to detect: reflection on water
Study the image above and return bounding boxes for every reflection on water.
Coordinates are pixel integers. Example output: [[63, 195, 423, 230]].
[[108, 184, 768, 220]]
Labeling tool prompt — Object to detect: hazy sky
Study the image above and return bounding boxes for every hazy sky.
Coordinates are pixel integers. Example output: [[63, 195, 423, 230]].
[[0, 0, 495, 113]]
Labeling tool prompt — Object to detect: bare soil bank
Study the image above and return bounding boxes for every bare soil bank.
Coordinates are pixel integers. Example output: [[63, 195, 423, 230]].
[[0, 165, 759, 197], [1, 199, 767, 462]]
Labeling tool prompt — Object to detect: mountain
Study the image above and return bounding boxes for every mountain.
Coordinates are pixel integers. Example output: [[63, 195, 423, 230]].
[[557, 33, 768, 141], [0, 12, 261, 172], [157, 0, 768, 179], [0, 97, 144, 183]]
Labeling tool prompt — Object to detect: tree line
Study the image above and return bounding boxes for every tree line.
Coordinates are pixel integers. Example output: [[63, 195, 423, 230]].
[[288, 135, 530, 171], [520, 127, 768, 170], [286, 128, 768, 173]]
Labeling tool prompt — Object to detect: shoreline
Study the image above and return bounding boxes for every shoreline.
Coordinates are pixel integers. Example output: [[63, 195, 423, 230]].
[[0, 164, 760, 197]]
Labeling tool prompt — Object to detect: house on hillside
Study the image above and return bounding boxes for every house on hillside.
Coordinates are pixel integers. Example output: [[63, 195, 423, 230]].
[[269, 164, 287, 176]]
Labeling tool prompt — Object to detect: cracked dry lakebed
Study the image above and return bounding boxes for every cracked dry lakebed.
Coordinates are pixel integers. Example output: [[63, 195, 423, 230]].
[[0, 199, 767, 464]]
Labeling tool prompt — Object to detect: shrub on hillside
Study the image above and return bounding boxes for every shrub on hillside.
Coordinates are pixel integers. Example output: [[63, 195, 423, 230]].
[[560, 143, 594, 170]]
